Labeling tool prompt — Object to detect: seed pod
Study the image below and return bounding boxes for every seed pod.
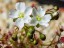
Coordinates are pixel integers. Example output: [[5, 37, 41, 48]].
[[13, 18, 17, 22], [26, 32, 33, 39], [12, 34, 17, 41], [54, 6, 59, 11], [40, 33, 46, 40], [28, 26, 35, 34], [51, 12, 59, 20], [26, 26, 35, 39], [36, 23, 40, 28], [32, 39, 38, 45]]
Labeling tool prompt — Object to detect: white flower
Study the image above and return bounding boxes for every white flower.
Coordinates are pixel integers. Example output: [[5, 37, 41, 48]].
[[9, 2, 32, 30], [30, 6, 51, 27]]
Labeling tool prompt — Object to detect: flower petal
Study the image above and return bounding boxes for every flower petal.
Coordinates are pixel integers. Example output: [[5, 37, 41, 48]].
[[15, 2, 25, 12], [41, 14, 51, 23], [32, 7, 38, 16], [25, 7, 33, 16], [39, 22, 49, 27], [29, 17, 38, 26], [9, 11, 19, 18], [15, 18, 24, 30], [24, 15, 31, 23], [37, 6, 46, 17]]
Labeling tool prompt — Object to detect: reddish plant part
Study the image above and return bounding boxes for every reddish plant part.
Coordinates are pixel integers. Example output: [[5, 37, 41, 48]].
[[31, 3, 35, 8], [31, 3, 37, 9], [60, 37, 64, 43], [55, 45, 58, 48], [60, 26, 64, 32], [5, 45, 12, 48], [8, 31, 12, 36], [59, 8, 64, 12], [4, 34, 9, 41], [0, 44, 3, 48], [34, 32, 40, 40], [55, 30, 60, 36]]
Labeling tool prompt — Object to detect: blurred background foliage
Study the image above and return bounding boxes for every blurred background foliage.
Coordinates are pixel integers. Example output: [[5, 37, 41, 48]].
[[32, 0, 64, 7], [0, 0, 64, 8]]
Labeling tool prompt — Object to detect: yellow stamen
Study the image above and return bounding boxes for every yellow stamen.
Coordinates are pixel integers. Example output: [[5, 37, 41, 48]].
[[18, 13, 24, 18], [36, 16, 42, 21]]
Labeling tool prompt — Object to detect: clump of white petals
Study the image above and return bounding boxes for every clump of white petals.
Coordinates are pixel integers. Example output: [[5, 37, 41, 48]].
[[30, 6, 51, 27], [9, 2, 33, 30]]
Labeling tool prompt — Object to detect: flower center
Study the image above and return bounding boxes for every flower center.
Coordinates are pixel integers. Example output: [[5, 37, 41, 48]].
[[36, 16, 42, 21], [18, 13, 24, 18]]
